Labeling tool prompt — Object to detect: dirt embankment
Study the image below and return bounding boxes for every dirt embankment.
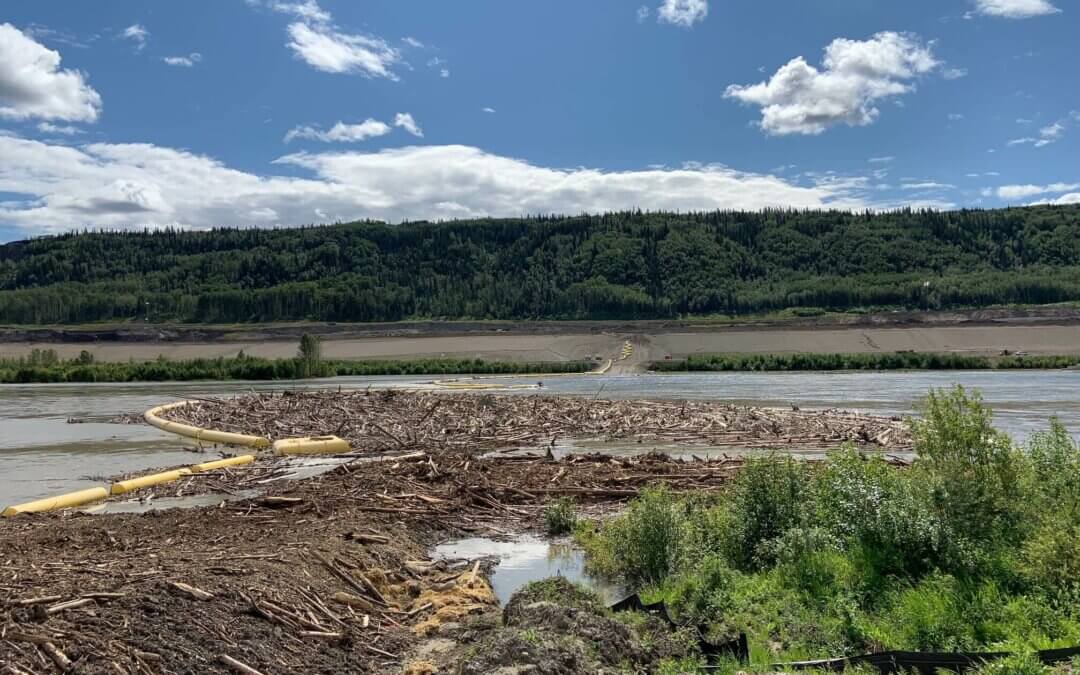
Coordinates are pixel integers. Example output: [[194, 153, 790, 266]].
[[1, 448, 745, 674], [4, 306, 1080, 364]]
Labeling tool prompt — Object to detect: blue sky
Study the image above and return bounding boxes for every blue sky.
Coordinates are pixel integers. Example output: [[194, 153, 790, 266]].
[[0, 0, 1078, 240]]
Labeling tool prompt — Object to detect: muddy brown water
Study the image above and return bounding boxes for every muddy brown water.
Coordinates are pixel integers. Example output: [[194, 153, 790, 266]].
[[2, 371, 1078, 505]]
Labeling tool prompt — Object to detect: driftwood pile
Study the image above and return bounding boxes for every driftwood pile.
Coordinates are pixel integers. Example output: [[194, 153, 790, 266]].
[[319, 449, 750, 534], [162, 390, 912, 454], [0, 448, 760, 673]]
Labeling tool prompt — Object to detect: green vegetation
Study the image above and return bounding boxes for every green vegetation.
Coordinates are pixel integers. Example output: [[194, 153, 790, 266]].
[[3, 206, 1080, 324], [296, 332, 323, 378], [654, 352, 1080, 371], [543, 497, 578, 536], [576, 386, 1080, 671], [0, 347, 590, 383]]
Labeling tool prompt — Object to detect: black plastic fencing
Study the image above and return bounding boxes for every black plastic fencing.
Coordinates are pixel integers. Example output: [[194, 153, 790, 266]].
[[609, 593, 1080, 673], [608, 593, 749, 663]]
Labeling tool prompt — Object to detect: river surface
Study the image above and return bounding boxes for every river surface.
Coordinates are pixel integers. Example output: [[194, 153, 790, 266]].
[[2, 370, 1078, 505]]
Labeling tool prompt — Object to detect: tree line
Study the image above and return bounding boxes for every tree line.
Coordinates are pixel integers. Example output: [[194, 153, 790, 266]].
[[2, 205, 1079, 324]]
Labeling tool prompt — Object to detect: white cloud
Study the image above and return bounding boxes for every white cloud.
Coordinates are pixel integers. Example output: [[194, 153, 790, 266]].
[[724, 32, 939, 136], [402, 36, 424, 48], [0, 24, 102, 122], [657, 0, 708, 27], [972, 0, 1061, 18], [286, 21, 400, 78], [943, 67, 968, 80], [284, 119, 392, 143], [1008, 114, 1074, 147], [37, 122, 82, 135], [393, 112, 423, 137], [1035, 122, 1065, 146], [901, 182, 955, 190], [868, 156, 895, 163], [482, 107, 496, 114], [122, 24, 148, 50], [440, 68, 450, 78], [0, 135, 882, 235], [162, 52, 202, 67], [268, 0, 331, 24], [1036, 192, 1080, 205], [637, 6, 651, 22], [990, 182, 1080, 200], [948, 113, 965, 121], [254, 0, 401, 79]]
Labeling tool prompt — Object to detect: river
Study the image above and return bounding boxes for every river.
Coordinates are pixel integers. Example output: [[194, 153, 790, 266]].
[[2, 370, 1078, 505]]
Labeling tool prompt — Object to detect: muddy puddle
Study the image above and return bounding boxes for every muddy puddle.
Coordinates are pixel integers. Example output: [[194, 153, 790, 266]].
[[433, 534, 626, 605]]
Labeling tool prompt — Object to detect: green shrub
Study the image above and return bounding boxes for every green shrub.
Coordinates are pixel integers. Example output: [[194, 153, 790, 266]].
[[543, 497, 578, 536], [588, 486, 686, 585], [1019, 520, 1080, 601], [664, 555, 738, 625], [724, 456, 811, 570], [814, 448, 940, 580], [912, 386, 1027, 568]]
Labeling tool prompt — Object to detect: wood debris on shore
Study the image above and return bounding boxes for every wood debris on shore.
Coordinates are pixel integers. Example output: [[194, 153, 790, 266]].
[[160, 389, 912, 454], [1, 448, 761, 673]]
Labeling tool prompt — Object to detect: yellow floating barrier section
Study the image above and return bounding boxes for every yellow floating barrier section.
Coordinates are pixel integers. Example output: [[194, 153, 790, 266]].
[[2, 487, 109, 517], [144, 401, 271, 448], [273, 435, 350, 456], [192, 455, 255, 472], [110, 468, 192, 495]]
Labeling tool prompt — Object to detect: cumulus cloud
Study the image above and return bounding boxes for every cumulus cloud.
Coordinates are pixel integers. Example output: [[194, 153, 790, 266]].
[[0, 24, 102, 122], [482, 107, 496, 114], [637, 6, 651, 22], [393, 112, 423, 137], [122, 24, 149, 50], [724, 32, 939, 136], [971, 0, 1060, 18], [657, 0, 708, 27], [284, 119, 392, 143], [0, 135, 878, 235], [988, 182, 1080, 200], [162, 52, 202, 67]]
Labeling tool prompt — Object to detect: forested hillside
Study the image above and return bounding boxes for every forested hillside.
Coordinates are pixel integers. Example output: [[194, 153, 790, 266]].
[[1, 206, 1079, 324]]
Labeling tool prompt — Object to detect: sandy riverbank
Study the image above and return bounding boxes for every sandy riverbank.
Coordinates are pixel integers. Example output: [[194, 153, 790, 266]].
[[3, 323, 1080, 365]]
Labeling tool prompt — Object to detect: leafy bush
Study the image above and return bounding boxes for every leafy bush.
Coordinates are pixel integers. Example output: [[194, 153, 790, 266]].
[[911, 386, 1027, 570], [582, 486, 686, 585], [814, 448, 940, 580], [578, 386, 1080, 664], [543, 497, 577, 536], [724, 456, 811, 570]]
